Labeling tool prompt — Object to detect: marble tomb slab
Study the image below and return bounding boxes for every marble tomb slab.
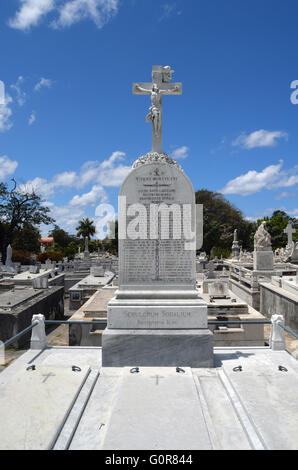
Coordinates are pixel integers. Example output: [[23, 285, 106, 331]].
[[101, 367, 212, 450], [0, 365, 90, 450]]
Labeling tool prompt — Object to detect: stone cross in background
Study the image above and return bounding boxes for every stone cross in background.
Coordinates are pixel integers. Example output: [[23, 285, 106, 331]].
[[284, 223, 296, 246], [133, 65, 182, 153]]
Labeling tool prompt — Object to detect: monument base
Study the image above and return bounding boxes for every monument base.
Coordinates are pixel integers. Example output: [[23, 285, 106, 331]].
[[253, 250, 274, 270], [102, 328, 214, 368]]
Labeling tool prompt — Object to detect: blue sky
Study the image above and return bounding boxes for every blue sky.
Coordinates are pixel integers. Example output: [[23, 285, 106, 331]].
[[0, 0, 298, 237]]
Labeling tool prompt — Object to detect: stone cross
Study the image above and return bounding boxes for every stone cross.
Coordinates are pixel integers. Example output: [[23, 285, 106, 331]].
[[133, 65, 182, 153], [284, 223, 296, 246]]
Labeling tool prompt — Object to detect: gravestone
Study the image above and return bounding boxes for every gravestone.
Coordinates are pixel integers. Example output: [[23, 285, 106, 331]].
[[83, 237, 90, 260], [45, 259, 52, 270], [231, 229, 240, 259], [205, 261, 216, 279], [29, 265, 40, 274], [90, 266, 105, 277], [102, 65, 213, 368], [208, 280, 229, 298], [253, 222, 274, 270], [284, 223, 296, 246], [283, 223, 298, 262], [5, 245, 15, 273]]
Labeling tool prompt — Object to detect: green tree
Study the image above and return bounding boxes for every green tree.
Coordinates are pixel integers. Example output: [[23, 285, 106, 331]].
[[0, 180, 54, 262], [195, 189, 256, 255], [49, 225, 75, 248], [257, 210, 298, 250], [64, 241, 79, 259], [76, 218, 96, 240], [12, 223, 40, 253]]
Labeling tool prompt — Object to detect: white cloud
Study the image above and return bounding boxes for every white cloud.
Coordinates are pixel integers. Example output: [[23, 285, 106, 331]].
[[9, 0, 56, 31], [20, 150, 130, 197], [246, 206, 298, 222], [54, 0, 118, 28], [0, 156, 18, 180], [69, 184, 107, 207], [46, 185, 108, 234], [28, 110, 36, 125], [276, 191, 291, 200], [100, 150, 125, 169], [271, 171, 298, 188], [48, 203, 86, 232], [78, 151, 130, 188], [10, 76, 26, 106], [52, 171, 77, 187], [171, 146, 189, 160], [22, 150, 130, 234], [221, 160, 294, 196], [245, 208, 279, 222], [287, 208, 298, 218], [159, 3, 182, 22], [9, 0, 119, 30], [232, 129, 288, 150], [20, 177, 55, 198], [34, 77, 53, 91], [276, 191, 297, 200], [0, 94, 13, 132]]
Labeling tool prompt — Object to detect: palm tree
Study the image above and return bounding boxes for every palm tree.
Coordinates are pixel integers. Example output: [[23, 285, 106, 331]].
[[76, 218, 96, 240]]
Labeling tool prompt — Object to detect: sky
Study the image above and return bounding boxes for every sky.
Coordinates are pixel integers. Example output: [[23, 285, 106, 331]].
[[0, 0, 298, 237]]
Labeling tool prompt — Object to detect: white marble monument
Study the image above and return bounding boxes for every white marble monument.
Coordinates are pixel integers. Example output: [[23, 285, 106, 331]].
[[231, 229, 240, 260], [102, 66, 213, 367], [283, 223, 298, 263], [253, 222, 274, 270]]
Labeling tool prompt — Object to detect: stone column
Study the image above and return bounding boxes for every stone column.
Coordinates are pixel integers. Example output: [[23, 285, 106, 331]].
[[30, 314, 47, 350], [269, 314, 285, 351], [231, 229, 240, 259]]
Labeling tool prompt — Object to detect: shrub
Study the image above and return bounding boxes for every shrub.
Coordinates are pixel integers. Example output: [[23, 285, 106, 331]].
[[12, 249, 32, 265], [37, 251, 64, 262]]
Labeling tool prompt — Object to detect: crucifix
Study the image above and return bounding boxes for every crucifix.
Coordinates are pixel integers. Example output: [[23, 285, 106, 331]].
[[284, 223, 296, 246], [133, 65, 182, 154]]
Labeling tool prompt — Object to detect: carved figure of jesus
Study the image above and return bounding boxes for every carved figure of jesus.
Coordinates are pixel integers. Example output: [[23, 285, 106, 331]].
[[134, 83, 179, 137]]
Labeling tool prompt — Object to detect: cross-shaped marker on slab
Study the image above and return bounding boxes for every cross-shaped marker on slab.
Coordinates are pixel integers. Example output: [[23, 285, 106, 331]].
[[42, 372, 55, 383], [150, 374, 165, 385]]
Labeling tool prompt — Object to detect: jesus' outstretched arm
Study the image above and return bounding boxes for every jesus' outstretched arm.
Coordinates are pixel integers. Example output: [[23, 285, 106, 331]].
[[134, 84, 151, 94], [160, 85, 180, 95]]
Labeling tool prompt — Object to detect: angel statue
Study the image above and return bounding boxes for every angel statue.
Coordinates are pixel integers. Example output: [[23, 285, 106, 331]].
[[254, 221, 272, 251]]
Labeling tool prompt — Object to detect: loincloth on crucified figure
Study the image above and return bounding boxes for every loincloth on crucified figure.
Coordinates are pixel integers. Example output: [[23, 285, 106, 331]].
[[146, 105, 161, 136]]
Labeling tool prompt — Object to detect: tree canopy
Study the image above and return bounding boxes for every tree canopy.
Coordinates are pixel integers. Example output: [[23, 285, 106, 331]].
[[0, 180, 54, 262], [49, 225, 76, 248], [76, 218, 96, 239], [257, 210, 298, 250], [195, 189, 256, 256]]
